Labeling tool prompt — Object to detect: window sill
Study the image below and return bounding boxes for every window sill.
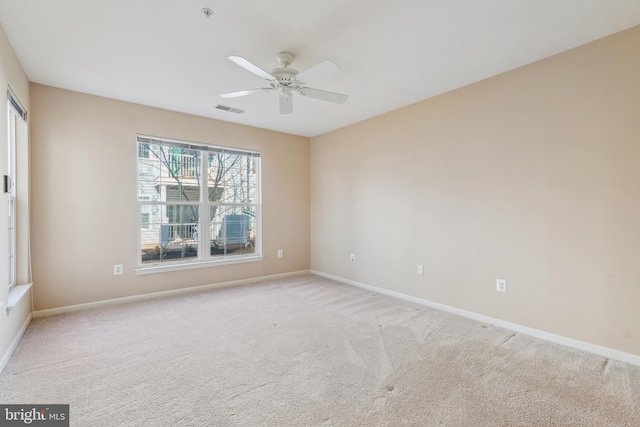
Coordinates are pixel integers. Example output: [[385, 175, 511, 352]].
[[135, 255, 263, 275], [7, 283, 32, 315]]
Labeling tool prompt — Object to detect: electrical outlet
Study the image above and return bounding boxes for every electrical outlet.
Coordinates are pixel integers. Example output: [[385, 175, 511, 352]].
[[350, 254, 356, 263], [277, 249, 283, 258], [114, 264, 123, 275], [496, 278, 507, 293], [417, 265, 424, 275]]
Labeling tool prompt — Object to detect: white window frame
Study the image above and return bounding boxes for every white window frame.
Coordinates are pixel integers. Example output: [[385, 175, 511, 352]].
[[7, 88, 26, 290], [135, 134, 262, 274]]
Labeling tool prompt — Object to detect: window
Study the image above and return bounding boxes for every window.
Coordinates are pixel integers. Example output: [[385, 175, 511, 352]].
[[7, 88, 27, 289], [140, 213, 150, 229], [137, 135, 261, 272], [138, 143, 149, 159]]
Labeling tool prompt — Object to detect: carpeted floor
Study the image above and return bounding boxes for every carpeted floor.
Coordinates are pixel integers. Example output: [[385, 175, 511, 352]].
[[1, 273, 639, 426]]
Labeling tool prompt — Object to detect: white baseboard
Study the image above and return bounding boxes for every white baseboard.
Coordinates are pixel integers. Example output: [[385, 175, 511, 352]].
[[0, 312, 32, 374], [33, 270, 310, 318], [310, 270, 640, 367]]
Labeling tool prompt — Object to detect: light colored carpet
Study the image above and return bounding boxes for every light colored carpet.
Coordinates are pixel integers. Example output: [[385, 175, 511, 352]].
[[1, 273, 639, 426]]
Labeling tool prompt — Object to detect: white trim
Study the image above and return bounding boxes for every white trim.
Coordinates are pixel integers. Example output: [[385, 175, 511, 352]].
[[33, 270, 310, 318], [7, 283, 32, 315], [310, 270, 640, 367], [136, 255, 264, 275], [0, 312, 32, 374]]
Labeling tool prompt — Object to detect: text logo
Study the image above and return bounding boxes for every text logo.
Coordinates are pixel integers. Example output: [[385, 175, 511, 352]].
[[0, 405, 69, 426]]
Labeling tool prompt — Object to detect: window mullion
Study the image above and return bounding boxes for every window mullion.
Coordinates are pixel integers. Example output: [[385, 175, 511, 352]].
[[200, 152, 208, 260]]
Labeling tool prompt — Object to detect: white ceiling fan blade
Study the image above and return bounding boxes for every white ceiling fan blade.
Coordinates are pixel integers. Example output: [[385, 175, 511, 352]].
[[295, 60, 340, 84], [299, 87, 348, 104], [220, 88, 273, 98], [228, 56, 275, 81], [279, 93, 293, 115]]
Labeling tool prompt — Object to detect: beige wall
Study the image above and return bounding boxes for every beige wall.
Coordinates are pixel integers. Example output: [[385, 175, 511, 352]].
[[30, 84, 310, 310], [311, 26, 640, 356], [0, 24, 31, 365]]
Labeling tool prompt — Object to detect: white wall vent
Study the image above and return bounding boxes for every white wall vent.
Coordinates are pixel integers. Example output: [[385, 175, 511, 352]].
[[215, 105, 244, 114]]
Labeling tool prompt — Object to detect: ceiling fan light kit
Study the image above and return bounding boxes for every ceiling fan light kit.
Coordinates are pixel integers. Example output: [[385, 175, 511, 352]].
[[220, 52, 348, 114]]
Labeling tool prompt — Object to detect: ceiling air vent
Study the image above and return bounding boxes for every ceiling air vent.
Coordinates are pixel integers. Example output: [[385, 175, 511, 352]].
[[215, 105, 244, 114]]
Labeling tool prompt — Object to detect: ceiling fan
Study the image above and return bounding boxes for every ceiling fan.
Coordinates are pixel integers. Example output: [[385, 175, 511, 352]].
[[220, 52, 348, 115]]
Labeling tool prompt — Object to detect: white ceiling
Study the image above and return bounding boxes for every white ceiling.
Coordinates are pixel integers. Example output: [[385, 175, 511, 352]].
[[1, 1, 639, 137]]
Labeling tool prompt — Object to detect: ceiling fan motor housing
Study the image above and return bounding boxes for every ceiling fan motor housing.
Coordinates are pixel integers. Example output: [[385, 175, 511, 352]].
[[270, 67, 300, 90], [270, 53, 300, 89]]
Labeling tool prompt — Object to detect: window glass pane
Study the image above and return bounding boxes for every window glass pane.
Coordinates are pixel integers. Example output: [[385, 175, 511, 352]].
[[140, 204, 199, 264], [8, 197, 15, 286], [138, 154, 162, 202], [7, 105, 17, 288], [210, 205, 256, 256], [138, 145, 201, 202], [138, 143, 150, 158], [207, 152, 256, 203]]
